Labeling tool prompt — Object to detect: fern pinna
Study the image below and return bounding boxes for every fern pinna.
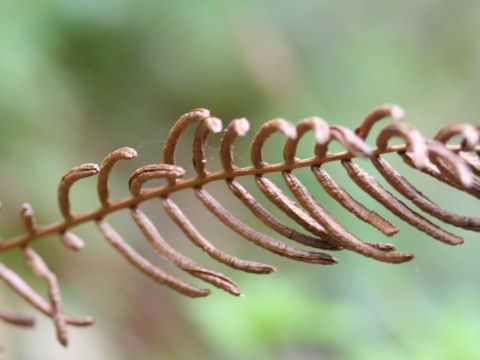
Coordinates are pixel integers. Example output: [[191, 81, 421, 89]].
[[0, 105, 478, 346]]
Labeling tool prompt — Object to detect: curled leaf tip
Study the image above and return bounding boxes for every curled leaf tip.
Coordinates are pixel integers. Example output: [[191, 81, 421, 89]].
[[206, 117, 223, 133], [116, 147, 138, 159], [311, 117, 330, 145], [233, 118, 250, 136], [192, 108, 211, 118], [79, 163, 100, 173], [21, 203, 33, 216], [391, 105, 405, 120], [284, 124, 298, 140]]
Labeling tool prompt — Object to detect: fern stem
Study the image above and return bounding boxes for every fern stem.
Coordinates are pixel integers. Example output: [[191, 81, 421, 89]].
[[0, 143, 465, 252]]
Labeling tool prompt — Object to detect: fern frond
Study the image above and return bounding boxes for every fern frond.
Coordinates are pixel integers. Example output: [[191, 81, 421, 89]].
[[0, 105, 479, 346]]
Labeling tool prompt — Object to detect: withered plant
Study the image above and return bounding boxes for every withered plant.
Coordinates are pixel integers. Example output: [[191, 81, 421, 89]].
[[0, 105, 478, 346]]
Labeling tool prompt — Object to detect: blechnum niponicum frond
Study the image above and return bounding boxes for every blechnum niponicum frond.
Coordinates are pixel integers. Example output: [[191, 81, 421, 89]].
[[0, 105, 479, 347]]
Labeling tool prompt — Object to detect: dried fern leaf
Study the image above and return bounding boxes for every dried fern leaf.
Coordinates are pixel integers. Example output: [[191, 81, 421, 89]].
[[0, 104, 478, 346]]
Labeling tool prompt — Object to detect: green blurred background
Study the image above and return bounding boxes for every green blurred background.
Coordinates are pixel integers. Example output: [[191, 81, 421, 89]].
[[1, 0, 480, 359]]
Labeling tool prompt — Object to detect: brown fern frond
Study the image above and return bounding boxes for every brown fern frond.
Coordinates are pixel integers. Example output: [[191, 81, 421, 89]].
[[0, 105, 479, 346]]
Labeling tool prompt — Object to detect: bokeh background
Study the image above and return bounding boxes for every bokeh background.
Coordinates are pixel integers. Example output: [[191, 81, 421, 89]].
[[1, 0, 480, 359]]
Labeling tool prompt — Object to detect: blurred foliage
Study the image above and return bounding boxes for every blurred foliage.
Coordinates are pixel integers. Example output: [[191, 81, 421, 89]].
[[1, 0, 480, 359]]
